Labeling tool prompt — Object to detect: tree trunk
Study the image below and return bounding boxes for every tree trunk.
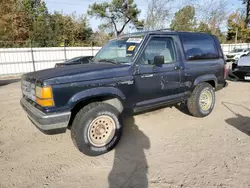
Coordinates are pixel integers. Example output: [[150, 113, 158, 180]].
[[245, 0, 250, 28], [112, 18, 130, 37]]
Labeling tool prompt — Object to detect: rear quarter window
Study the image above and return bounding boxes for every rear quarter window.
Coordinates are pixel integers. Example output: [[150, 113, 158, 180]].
[[180, 33, 219, 61]]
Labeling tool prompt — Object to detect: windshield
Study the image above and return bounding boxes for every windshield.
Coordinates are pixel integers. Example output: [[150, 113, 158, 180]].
[[231, 49, 244, 53], [93, 36, 144, 64]]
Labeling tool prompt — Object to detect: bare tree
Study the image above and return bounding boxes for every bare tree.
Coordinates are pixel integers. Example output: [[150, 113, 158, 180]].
[[195, 0, 228, 33], [179, 0, 228, 33], [144, 0, 173, 30], [205, 0, 228, 31], [242, 0, 250, 28]]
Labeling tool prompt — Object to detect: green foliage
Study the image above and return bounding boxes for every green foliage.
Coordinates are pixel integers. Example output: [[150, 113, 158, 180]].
[[170, 5, 226, 43], [196, 22, 226, 43], [1, 0, 249, 47], [227, 11, 250, 42], [90, 31, 112, 46], [88, 0, 142, 36], [0, 0, 93, 47], [196, 22, 211, 33], [0, 0, 17, 41], [213, 29, 227, 43], [170, 6, 196, 32]]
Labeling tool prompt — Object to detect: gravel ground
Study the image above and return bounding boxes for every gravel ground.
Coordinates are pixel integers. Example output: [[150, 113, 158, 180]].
[[1, 81, 250, 188]]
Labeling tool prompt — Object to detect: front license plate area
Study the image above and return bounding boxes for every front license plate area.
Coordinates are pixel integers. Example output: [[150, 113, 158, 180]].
[[244, 76, 250, 80]]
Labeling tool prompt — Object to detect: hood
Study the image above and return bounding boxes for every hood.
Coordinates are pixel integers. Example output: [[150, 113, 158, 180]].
[[227, 52, 242, 56], [22, 62, 132, 85], [237, 56, 250, 67]]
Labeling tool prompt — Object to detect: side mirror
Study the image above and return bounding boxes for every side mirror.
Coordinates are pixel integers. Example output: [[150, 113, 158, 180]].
[[154, 56, 164, 66]]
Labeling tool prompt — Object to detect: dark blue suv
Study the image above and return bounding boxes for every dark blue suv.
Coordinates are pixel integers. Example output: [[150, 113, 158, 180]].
[[21, 30, 228, 156]]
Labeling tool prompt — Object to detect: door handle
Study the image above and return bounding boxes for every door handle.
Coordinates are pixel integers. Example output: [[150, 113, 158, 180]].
[[210, 64, 219, 67], [174, 66, 181, 70], [141, 74, 153, 78], [185, 73, 191, 77]]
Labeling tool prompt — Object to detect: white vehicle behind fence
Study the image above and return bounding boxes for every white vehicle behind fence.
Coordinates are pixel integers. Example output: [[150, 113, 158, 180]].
[[226, 48, 250, 62]]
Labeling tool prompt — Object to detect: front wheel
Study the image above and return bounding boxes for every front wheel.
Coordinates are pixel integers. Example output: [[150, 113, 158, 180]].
[[187, 83, 215, 117], [71, 102, 122, 156]]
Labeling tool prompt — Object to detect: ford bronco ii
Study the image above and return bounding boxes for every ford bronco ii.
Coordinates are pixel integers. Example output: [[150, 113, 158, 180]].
[[21, 30, 228, 156]]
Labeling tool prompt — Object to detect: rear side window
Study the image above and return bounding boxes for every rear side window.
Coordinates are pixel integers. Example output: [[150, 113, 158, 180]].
[[180, 33, 219, 60]]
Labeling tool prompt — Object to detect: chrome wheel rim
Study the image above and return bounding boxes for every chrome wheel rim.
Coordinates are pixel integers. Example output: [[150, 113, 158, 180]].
[[88, 115, 116, 147], [199, 89, 213, 111]]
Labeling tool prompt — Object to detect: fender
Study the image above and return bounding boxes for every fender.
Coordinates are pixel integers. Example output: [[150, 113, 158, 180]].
[[68, 87, 126, 109], [193, 74, 218, 88]]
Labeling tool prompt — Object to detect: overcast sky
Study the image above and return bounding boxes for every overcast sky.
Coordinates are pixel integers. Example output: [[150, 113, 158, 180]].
[[44, 0, 244, 31]]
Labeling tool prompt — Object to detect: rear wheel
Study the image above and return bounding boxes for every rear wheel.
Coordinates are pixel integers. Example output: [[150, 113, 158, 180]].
[[187, 83, 215, 117], [71, 102, 122, 156]]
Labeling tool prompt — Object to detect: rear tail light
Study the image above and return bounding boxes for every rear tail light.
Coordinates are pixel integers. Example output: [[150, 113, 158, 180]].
[[224, 64, 229, 79]]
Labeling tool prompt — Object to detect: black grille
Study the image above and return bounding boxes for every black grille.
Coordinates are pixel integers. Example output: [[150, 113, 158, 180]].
[[227, 55, 235, 58], [21, 80, 36, 101]]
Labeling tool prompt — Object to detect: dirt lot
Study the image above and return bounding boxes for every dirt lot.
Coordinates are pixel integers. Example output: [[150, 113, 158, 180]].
[[1, 81, 250, 188]]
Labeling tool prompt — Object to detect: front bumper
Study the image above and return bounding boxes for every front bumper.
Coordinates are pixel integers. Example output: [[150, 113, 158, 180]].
[[226, 58, 237, 62], [228, 66, 250, 81], [21, 98, 71, 134], [226, 55, 241, 62]]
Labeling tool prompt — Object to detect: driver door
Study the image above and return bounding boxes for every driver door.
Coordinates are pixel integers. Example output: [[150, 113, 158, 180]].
[[134, 36, 182, 107]]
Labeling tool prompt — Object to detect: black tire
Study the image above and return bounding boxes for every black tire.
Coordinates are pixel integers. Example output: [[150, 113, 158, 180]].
[[187, 83, 215, 117], [71, 102, 122, 156]]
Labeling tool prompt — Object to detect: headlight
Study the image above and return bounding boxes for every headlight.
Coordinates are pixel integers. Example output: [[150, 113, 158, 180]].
[[35, 86, 54, 107]]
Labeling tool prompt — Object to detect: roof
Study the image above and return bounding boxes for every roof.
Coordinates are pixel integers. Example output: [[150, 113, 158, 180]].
[[120, 29, 211, 38]]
